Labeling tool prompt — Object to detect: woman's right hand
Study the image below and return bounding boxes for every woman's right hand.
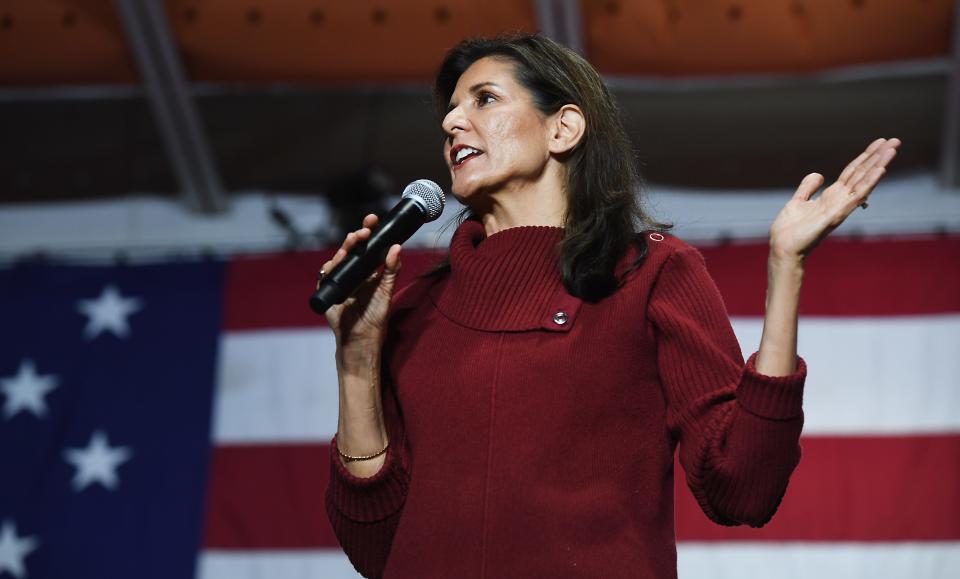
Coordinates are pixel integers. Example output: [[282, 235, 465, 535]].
[[324, 213, 399, 476], [322, 213, 402, 367]]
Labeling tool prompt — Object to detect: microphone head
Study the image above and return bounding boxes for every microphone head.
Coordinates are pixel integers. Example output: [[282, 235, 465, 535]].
[[402, 179, 445, 222]]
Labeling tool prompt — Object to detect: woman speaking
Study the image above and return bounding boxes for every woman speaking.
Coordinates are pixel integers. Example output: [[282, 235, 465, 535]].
[[319, 34, 899, 578]]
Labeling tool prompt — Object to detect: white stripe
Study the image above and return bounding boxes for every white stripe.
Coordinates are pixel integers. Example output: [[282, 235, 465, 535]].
[[213, 316, 960, 442], [213, 329, 339, 443], [198, 550, 361, 579], [197, 544, 960, 579], [678, 542, 960, 579], [732, 315, 960, 434]]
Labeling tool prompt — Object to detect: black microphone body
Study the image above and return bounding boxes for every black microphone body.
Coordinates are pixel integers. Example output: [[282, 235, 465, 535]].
[[310, 181, 444, 314]]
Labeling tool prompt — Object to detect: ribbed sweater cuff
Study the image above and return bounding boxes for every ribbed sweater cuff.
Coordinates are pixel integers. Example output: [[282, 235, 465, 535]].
[[327, 436, 409, 523], [736, 353, 807, 420]]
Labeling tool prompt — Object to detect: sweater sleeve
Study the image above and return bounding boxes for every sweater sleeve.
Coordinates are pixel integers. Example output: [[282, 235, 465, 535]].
[[324, 379, 410, 578], [648, 244, 806, 527]]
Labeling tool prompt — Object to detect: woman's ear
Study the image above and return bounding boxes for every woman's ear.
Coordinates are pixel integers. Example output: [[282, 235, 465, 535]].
[[547, 104, 586, 155]]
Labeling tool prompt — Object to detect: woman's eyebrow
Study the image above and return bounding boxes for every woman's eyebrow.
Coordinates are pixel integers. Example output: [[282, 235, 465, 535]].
[[468, 81, 501, 93], [447, 82, 503, 112]]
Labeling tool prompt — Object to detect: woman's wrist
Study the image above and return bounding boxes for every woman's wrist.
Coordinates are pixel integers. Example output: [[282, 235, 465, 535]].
[[756, 249, 804, 376], [767, 250, 805, 297], [336, 349, 387, 452], [336, 435, 389, 462], [337, 359, 383, 409], [336, 426, 389, 478], [336, 340, 382, 374], [336, 418, 388, 462], [767, 247, 805, 273]]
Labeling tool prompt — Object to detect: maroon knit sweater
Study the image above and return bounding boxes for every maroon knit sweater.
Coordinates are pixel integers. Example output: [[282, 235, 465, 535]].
[[326, 220, 806, 579]]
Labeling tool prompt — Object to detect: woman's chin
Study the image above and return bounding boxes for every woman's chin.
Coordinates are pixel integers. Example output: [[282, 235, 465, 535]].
[[450, 190, 477, 211], [449, 180, 480, 203], [449, 176, 500, 211]]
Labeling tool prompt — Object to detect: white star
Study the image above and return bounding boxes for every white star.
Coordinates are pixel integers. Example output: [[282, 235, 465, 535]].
[[0, 520, 38, 579], [0, 360, 58, 420], [63, 430, 133, 492], [75, 285, 143, 340]]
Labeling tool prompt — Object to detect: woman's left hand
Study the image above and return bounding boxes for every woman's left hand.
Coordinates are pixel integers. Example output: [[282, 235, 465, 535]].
[[769, 137, 901, 261]]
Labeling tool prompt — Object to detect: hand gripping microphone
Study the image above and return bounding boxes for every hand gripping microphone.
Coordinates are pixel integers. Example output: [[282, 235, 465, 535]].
[[309, 179, 445, 315]]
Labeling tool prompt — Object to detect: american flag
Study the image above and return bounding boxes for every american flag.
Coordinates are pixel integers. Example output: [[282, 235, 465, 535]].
[[1, 235, 958, 579]]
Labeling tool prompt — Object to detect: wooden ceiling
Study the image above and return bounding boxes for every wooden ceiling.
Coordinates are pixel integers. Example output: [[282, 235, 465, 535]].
[[0, 0, 952, 203], [0, 0, 951, 85]]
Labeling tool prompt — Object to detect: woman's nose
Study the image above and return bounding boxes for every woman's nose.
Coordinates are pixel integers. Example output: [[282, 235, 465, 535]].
[[442, 106, 468, 135]]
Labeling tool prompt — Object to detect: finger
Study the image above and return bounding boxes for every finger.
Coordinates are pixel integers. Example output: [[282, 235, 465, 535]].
[[328, 234, 356, 270], [849, 138, 899, 183], [336, 227, 371, 257], [327, 238, 353, 271], [838, 138, 886, 185], [322, 220, 382, 279], [846, 145, 889, 188], [317, 259, 335, 291], [851, 166, 886, 200], [384, 244, 403, 274], [792, 173, 824, 202], [844, 144, 886, 186], [848, 144, 898, 190], [370, 246, 403, 300], [362, 213, 380, 229], [838, 138, 885, 182], [358, 245, 402, 286], [875, 144, 899, 170]]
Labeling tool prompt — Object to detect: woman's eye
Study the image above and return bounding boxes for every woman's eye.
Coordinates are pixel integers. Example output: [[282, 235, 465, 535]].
[[477, 92, 496, 106]]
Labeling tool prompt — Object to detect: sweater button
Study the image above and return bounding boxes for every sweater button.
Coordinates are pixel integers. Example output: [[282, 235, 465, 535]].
[[552, 311, 568, 325]]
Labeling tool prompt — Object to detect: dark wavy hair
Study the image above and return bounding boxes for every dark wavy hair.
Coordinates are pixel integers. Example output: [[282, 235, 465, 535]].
[[433, 33, 670, 302]]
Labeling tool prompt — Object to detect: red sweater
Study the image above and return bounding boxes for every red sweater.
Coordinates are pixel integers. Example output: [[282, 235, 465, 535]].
[[326, 220, 806, 578]]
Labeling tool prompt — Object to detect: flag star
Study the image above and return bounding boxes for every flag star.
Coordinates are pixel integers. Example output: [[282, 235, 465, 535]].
[[0, 520, 38, 579], [0, 360, 58, 420], [76, 285, 144, 340], [63, 430, 133, 492]]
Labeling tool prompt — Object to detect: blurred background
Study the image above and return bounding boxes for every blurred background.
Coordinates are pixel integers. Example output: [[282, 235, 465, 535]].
[[0, 1, 958, 578]]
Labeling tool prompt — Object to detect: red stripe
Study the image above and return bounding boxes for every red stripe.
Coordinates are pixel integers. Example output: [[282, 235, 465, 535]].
[[203, 434, 960, 548], [676, 434, 960, 541], [203, 444, 337, 549], [702, 234, 960, 317], [222, 249, 445, 330], [222, 236, 960, 330]]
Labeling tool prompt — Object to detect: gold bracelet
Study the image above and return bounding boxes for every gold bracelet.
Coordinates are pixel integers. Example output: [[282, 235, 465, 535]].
[[336, 437, 389, 463]]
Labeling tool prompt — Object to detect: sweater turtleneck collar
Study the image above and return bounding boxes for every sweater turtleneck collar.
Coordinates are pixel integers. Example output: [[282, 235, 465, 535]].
[[428, 219, 583, 332]]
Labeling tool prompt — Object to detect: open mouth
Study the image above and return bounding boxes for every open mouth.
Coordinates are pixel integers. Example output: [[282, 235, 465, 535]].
[[450, 145, 484, 168]]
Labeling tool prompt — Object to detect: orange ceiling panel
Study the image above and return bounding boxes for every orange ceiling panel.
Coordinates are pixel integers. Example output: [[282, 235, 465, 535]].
[[582, 0, 954, 75], [0, 0, 137, 84], [0, 0, 537, 85], [166, 0, 538, 83], [0, 0, 953, 86]]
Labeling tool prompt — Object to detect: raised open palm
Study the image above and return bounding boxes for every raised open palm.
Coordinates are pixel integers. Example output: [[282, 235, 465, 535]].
[[769, 138, 900, 259]]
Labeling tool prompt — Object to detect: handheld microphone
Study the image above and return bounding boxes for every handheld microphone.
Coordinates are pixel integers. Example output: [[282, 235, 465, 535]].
[[309, 179, 445, 315]]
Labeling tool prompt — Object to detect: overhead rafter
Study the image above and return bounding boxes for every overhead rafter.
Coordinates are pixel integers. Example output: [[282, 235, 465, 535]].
[[113, 0, 226, 213], [535, 0, 585, 54], [941, 0, 960, 191]]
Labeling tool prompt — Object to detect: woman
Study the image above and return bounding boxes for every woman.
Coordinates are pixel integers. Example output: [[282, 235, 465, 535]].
[[321, 34, 899, 578]]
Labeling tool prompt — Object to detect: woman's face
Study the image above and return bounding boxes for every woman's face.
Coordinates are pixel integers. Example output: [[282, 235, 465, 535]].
[[441, 57, 553, 202]]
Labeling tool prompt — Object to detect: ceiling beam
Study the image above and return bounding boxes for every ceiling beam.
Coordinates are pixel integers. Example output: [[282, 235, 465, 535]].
[[535, 0, 585, 54], [940, 0, 960, 191], [113, 0, 226, 213]]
